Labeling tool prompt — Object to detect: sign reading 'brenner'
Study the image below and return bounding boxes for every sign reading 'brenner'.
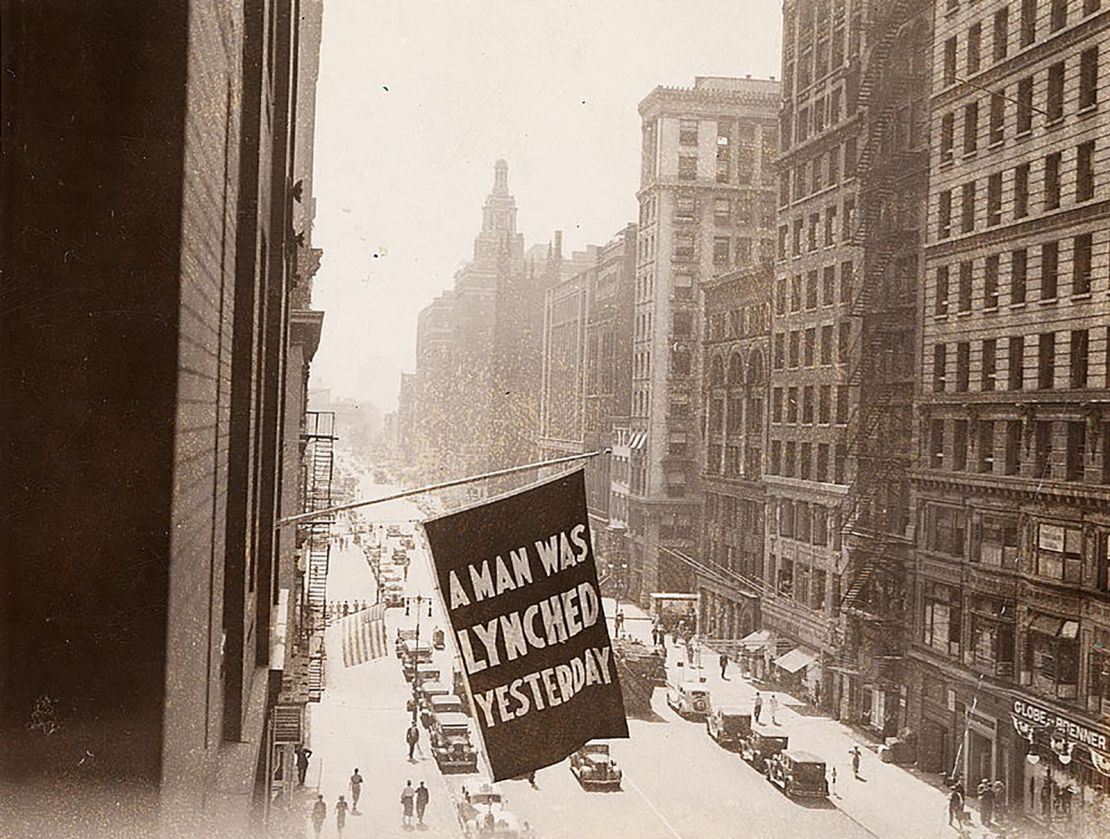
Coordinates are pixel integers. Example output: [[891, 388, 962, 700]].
[[423, 469, 628, 781]]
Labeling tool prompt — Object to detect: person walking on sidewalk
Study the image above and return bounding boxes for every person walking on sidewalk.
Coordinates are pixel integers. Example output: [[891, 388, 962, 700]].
[[296, 746, 313, 787], [335, 795, 349, 836], [769, 693, 780, 725], [615, 609, 625, 637], [415, 780, 430, 825], [978, 778, 995, 826], [310, 795, 326, 838], [719, 652, 729, 680], [406, 722, 420, 761], [828, 766, 838, 798], [401, 780, 416, 827], [849, 745, 862, 779], [948, 785, 965, 828], [349, 768, 363, 814], [753, 692, 764, 724]]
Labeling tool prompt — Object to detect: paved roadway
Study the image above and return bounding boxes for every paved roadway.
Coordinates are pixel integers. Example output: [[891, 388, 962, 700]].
[[309, 457, 876, 839]]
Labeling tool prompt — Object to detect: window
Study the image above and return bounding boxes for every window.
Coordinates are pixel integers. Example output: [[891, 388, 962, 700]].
[[791, 274, 802, 311], [1011, 247, 1028, 302], [679, 119, 698, 145], [1044, 152, 1061, 210], [923, 582, 962, 657], [978, 421, 995, 472], [773, 333, 785, 368], [1014, 162, 1029, 218], [808, 213, 819, 251], [804, 328, 816, 367], [713, 236, 731, 265], [970, 596, 1016, 676], [1077, 141, 1095, 202], [772, 388, 783, 423], [678, 155, 697, 181], [927, 506, 966, 557], [787, 386, 798, 421], [824, 205, 837, 246], [944, 37, 957, 86], [936, 266, 950, 315], [843, 196, 855, 240], [674, 231, 695, 258], [840, 261, 853, 303], [987, 173, 1002, 225], [977, 515, 1019, 568], [959, 261, 973, 311], [967, 22, 982, 74], [1026, 611, 1080, 699], [1008, 336, 1025, 390], [964, 101, 979, 155], [993, 8, 1009, 61], [1020, 0, 1037, 46], [957, 342, 970, 392], [1080, 47, 1099, 110], [982, 338, 997, 390], [675, 195, 696, 221], [820, 325, 833, 365], [934, 344, 948, 392], [941, 112, 955, 162], [1050, 0, 1067, 30], [930, 420, 945, 468], [1074, 233, 1093, 295], [828, 146, 840, 184], [1066, 422, 1086, 480], [1088, 640, 1110, 718], [1005, 420, 1023, 474], [955, 419, 969, 470], [822, 266, 836, 305], [775, 278, 787, 314], [989, 91, 1005, 145], [792, 218, 803, 255], [784, 441, 797, 476], [1038, 332, 1056, 388], [1036, 524, 1083, 582], [800, 442, 813, 480], [818, 384, 830, 424], [838, 321, 851, 364], [770, 440, 782, 473], [1047, 62, 1065, 123], [789, 332, 800, 367], [938, 190, 952, 238], [1042, 241, 1059, 299], [961, 181, 976, 232], [1070, 329, 1089, 388], [714, 197, 731, 222], [1017, 77, 1034, 134], [834, 443, 847, 483], [806, 272, 819, 309], [1035, 420, 1054, 478], [985, 255, 1000, 307]]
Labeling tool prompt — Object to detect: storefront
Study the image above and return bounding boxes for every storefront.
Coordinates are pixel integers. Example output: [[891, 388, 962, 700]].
[[1011, 695, 1110, 837]]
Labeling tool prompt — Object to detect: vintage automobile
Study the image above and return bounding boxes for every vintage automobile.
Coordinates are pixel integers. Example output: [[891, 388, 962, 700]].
[[412, 661, 441, 686], [432, 626, 446, 650], [569, 742, 622, 790], [766, 750, 829, 798], [418, 680, 451, 706], [429, 693, 466, 718], [457, 782, 533, 838], [665, 680, 712, 718], [386, 525, 403, 538], [741, 724, 790, 773], [401, 641, 433, 679], [453, 670, 473, 715], [431, 712, 479, 773], [383, 583, 405, 608], [396, 627, 419, 658], [706, 706, 752, 749]]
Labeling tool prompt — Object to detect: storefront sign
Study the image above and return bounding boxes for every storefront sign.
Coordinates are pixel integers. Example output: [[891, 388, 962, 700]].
[[1011, 698, 1110, 757], [423, 469, 629, 781]]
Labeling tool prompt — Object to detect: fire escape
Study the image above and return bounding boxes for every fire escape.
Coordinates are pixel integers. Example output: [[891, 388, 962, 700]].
[[301, 410, 335, 702], [832, 0, 927, 710]]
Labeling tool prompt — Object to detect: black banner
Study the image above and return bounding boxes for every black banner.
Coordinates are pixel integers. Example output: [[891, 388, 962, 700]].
[[423, 469, 628, 781]]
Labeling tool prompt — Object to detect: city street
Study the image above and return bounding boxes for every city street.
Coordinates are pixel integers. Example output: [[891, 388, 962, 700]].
[[302, 461, 917, 839]]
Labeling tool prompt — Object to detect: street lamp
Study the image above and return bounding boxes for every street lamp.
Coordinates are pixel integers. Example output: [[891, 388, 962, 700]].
[[405, 594, 434, 723]]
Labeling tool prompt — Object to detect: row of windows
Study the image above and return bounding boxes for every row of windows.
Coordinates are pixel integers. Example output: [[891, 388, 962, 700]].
[[776, 497, 841, 550], [705, 442, 764, 481], [779, 199, 856, 257], [776, 262, 854, 313], [932, 235, 1097, 316], [779, 139, 856, 206], [771, 553, 836, 613], [706, 303, 770, 342], [672, 193, 778, 228], [938, 49, 1100, 164], [768, 438, 848, 484], [936, 141, 1096, 237], [926, 417, 1110, 483], [771, 384, 850, 426], [930, 327, 1104, 393], [773, 321, 853, 370]]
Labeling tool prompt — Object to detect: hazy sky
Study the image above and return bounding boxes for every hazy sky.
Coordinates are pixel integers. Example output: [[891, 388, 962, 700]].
[[309, 0, 782, 411]]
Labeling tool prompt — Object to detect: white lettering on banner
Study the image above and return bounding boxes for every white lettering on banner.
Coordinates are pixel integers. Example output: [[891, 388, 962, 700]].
[[470, 646, 615, 729], [1012, 698, 1110, 755]]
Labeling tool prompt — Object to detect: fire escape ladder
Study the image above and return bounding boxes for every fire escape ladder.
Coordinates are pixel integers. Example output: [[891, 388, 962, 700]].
[[301, 411, 336, 702]]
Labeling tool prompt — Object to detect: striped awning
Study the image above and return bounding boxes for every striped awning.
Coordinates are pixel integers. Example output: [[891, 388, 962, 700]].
[[629, 431, 647, 449]]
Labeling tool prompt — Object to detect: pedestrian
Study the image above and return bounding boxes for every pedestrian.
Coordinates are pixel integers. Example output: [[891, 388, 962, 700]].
[[295, 746, 313, 787], [769, 693, 780, 725], [310, 794, 326, 838], [979, 778, 995, 826], [349, 768, 363, 814], [342, 600, 350, 617], [719, 652, 729, 680], [406, 722, 420, 761], [401, 780, 416, 826], [829, 766, 838, 797], [615, 609, 625, 636], [415, 780, 429, 825], [850, 745, 862, 779], [335, 795, 348, 836], [948, 786, 965, 828], [753, 692, 763, 724]]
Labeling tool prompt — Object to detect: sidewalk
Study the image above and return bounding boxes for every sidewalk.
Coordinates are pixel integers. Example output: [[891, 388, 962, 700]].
[[607, 599, 993, 839]]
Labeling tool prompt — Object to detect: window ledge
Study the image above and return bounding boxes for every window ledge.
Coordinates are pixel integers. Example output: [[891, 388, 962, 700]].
[[1077, 104, 1099, 119], [957, 310, 972, 317], [1046, 117, 1065, 130], [1015, 130, 1033, 142], [934, 313, 950, 321], [1038, 297, 1059, 305], [984, 306, 999, 313], [1071, 292, 1092, 302], [1010, 302, 1027, 309], [988, 139, 1005, 150]]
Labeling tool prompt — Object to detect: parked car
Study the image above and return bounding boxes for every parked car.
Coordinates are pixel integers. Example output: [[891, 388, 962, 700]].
[[569, 742, 622, 790], [429, 693, 465, 717], [666, 680, 712, 718], [766, 750, 829, 798], [431, 712, 479, 773], [401, 642, 433, 680], [741, 724, 789, 773], [396, 627, 419, 658], [706, 706, 752, 749]]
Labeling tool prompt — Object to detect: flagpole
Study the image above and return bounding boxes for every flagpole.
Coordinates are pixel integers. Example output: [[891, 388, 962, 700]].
[[276, 449, 609, 529]]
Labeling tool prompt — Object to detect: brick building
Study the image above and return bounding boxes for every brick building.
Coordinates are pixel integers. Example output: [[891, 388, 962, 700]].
[[0, 1, 327, 835], [625, 76, 780, 603], [909, 1, 1110, 833]]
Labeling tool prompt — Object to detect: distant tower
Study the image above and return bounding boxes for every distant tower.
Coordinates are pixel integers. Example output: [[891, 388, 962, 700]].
[[482, 159, 517, 234]]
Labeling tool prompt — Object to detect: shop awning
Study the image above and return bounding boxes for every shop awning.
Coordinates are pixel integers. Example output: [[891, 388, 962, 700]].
[[738, 629, 773, 650], [774, 647, 816, 674], [629, 431, 647, 449]]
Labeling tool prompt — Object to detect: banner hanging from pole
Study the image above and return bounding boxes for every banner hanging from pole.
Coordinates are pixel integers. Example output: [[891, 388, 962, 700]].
[[422, 468, 628, 781]]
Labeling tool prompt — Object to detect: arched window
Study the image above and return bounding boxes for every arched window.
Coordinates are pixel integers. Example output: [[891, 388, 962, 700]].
[[709, 355, 725, 387], [727, 353, 745, 386]]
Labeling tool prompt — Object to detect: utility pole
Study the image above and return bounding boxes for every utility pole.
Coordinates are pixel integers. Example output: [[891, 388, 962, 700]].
[[406, 594, 434, 724]]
